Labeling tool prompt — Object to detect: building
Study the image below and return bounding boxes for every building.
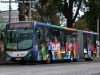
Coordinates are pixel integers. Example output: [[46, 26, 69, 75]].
[[0, 10, 28, 23]]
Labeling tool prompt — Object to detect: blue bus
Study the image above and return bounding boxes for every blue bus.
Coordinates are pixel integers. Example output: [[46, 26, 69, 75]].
[[4, 21, 98, 65]]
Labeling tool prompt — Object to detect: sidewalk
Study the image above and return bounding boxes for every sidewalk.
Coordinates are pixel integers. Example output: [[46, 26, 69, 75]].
[[0, 57, 18, 65], [0, 60, 18, 65], [0, 56, 5, 65]]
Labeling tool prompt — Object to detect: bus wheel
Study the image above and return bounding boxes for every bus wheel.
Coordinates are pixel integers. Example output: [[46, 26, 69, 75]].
[[73, 59, 77, 62], [70, 52, 74, 62], [46, 52, 52, 64], [85, 54, 93, 61], [90, 54, 93, 61], [19, 61, 26, 65]]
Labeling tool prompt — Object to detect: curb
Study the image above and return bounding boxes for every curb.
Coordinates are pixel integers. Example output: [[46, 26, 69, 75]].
[[0, 61, 18, 65], [0, 57, 100, 65]]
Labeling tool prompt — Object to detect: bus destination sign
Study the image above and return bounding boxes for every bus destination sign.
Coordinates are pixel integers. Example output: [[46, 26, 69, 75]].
[[9, 23, 33, 28]]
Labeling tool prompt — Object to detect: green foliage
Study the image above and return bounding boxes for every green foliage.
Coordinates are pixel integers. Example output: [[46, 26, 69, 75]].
[[31, 0, 62, 25], [85, 0, 100, 32], [74, 0, 100, 33], [37, 0, 63, 13], [74, 15, 90, 31], [62, 0, 84, 27], [0, 17, 5, 32], [24, 0, 100, 32], [33, 0, 84, 27], [31, 11, 60, 25], [24, 0, 88, 27]]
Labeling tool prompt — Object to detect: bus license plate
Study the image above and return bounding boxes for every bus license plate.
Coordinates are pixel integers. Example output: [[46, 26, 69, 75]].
[[15, 58, 21, 60]]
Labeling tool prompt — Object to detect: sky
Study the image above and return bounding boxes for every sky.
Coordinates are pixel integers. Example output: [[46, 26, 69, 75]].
[[0, 0, 18, 11]]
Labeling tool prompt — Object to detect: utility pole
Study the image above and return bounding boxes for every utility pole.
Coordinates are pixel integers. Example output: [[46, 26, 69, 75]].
[[28, 0, 31, 21], [97, 17, 100, 57], [95, 2, 100, 40], [9, 0, 11, 23], [97, 17, 99, 40]]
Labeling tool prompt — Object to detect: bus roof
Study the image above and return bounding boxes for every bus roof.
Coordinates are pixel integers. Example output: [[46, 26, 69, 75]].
[[65, 27, 77, 31], [36, 22, 51, 27], [82, 30, 98, 35], [82, 30, 92, 33], [92, 32, 98, 35], [52, 25, 65, 29], [5, 21, 98, 35], [52, 25, 77, 31]]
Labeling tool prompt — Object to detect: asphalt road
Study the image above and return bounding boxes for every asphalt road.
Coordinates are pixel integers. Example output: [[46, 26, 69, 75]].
[[0, 59, 100, 75]]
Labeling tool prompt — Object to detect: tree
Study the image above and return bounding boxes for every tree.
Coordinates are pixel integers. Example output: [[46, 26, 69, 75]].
[[30, 0, 63, 25], [63, 0, 83, 28], [0, 17, 5, 32], [31, 0, 62, 25], [35, 0, 87, 28], [84, 0, 100, 39], [0, 16, 6, 41], [74, 15, 90, 31], [24, 0, 99, 30], [85, 0, 100, 32], [31, 10, 61, 25], [18, 0, 25, 21]]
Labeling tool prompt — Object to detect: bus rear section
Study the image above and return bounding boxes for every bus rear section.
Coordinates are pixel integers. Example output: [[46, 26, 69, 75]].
[[78, 30, 98, 61]]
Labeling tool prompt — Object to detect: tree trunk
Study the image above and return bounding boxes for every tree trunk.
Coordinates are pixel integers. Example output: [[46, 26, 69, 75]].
[[18, 0, 25, 21], [63, 0, 73, 28], [62, 0, 82, 28], [67, 19, 73, 28]]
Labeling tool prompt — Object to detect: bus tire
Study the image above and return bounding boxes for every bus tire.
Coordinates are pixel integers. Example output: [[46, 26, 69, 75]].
[[70, 52, 74, 62], [73, 59, 77, 62], [89, 53, 93, 61], [19, 61, 26, 65], [85, 53, 93, 61], [46, 52, 52, 64]]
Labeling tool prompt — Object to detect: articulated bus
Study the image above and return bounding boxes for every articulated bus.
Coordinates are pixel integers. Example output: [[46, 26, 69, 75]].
[[4, 21, 98, 65]]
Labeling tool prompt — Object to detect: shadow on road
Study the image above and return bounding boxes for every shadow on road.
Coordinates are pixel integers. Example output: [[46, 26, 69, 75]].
[[1, 58, 100, 66]]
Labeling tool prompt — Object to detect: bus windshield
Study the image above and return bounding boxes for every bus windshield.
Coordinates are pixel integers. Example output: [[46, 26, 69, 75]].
[[5, 28, 33, 50]]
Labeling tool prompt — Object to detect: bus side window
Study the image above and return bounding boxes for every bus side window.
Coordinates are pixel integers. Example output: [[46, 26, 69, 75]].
[[52, 29, 60, 42], [44, 27, 51, 41], [93, 35, 96, 48], [87, 34, 92, 45], [66, 31, 69, 43], [60, 30, 65, 47], [9, 31, 13, 43], [72, 32, 78, 43], [66, 31, 73, 43], [37, 26, 44, 45]]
